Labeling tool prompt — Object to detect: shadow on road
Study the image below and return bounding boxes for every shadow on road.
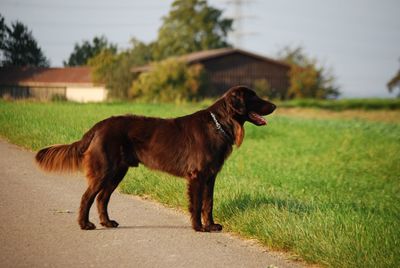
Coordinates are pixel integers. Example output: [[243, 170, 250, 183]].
[[96, 225, 192, 231]]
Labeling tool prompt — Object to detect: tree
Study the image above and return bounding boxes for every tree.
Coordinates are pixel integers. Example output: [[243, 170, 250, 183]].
[[130, 58, 208, 103], [152, 0, 233, 60], [88, 38, 153, 99], [63, 35, 117, 66], [0, 15, 6, 62], [387, 71, 400, 97], [86, 0, 233, 100], [387, 60, 400, 97], [277, 46, 340, 99], [0, 14, 49, 67]]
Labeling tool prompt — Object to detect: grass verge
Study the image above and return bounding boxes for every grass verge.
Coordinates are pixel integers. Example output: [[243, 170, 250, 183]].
[[0, 100, 399, 267], [278, 98, 400, 110]]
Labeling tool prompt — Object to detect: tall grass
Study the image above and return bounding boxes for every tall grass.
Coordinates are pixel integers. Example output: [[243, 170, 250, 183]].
[[278, 98, 400, 110], [0, 100, 399, 267]]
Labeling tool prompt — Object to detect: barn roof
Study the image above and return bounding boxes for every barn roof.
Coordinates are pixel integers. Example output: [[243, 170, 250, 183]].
[[131, 48, 290, 73], [184, 48, 289, 67], [0, 66, 95, 86]]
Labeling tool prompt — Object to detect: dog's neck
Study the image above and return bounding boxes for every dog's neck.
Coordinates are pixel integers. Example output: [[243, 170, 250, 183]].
[[207, 99, 245, 147], [210, 111, 231, 139]]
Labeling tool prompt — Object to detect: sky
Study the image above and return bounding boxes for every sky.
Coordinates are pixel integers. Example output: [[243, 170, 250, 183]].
[[1, 0, 399, 98]]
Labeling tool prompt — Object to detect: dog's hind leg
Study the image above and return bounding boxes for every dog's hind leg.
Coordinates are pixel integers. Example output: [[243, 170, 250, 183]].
[[96, 166, 128, 228], [78, 182, 103, 230], [78, 140, 108, 230]]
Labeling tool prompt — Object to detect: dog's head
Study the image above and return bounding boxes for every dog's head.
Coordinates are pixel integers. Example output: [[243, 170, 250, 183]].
[[224, 85, 276, 126]]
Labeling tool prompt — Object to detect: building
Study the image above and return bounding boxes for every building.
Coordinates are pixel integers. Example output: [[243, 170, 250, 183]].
[[132, 48, 290, 98], [0, 66, 107, 102]]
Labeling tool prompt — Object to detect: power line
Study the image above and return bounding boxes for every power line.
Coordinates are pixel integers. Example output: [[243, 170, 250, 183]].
[[28, 21, 157, 28], [1, 1, 168, 11]]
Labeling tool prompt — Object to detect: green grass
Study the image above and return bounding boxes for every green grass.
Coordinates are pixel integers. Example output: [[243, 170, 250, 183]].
[[278, 98, 400, 110], [0, 100, 399, 267]]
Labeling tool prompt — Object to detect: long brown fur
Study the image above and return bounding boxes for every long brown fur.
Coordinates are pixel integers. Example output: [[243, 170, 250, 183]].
[[35, 128, 96, 172], [35, 86, 276, 231], [36, 143, 82, 172]]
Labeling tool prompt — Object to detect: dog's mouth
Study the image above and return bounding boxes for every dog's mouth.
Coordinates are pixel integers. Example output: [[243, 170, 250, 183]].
[[248, 112, 267, 126]]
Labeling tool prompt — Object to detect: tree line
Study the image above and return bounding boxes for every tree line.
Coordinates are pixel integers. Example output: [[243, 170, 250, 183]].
[[2, 0, 397, 100], [62, 0, 342, 101], [67, 0, 235, 101]]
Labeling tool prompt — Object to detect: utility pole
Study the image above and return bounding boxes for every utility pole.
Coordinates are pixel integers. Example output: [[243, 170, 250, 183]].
[[233, 0, 244, 48], [225, 0, 256, 48]]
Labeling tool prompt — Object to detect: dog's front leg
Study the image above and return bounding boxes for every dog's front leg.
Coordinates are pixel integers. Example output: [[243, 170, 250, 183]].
[[187, 174, 205, 232], [202, 175, 223, 232]]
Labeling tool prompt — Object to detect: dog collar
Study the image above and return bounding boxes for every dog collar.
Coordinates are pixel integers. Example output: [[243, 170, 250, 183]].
[[210, 112, 230, 139]]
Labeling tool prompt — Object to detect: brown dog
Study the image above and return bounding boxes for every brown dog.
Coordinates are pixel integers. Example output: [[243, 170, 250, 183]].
[[36, 86, 276, 231]]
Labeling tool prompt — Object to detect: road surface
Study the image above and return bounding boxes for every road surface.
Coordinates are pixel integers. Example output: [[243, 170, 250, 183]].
[[0, 140, 303, 268]]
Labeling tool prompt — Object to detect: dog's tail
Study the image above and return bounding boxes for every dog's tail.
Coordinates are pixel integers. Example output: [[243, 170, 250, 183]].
[[35, 129, 95, 173]]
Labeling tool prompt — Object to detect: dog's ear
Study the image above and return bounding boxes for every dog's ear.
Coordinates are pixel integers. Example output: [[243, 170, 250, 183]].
[[233, 121, 244, 147], [226, 90, 246, 115]]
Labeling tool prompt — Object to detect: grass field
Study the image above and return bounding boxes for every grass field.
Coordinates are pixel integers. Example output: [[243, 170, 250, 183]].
[[0, 100, 399, 267], [278, 98, 400, 110]]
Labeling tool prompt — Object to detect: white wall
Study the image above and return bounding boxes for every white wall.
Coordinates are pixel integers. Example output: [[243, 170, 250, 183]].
[[66, 86, 107, 102]]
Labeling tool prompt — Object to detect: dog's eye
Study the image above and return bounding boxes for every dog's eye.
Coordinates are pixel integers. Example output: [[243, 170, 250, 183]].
[[248, 94, 258, 101]]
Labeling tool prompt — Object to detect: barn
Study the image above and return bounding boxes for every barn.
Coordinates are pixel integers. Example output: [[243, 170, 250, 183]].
[[133, 48, 290, 98], [0, 66, 107, 102]]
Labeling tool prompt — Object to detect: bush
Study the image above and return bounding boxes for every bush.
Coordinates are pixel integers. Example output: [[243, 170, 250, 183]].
[[51, 94, 67, 102], [88, 39, 154, 100], [130, 58, 208, 103], [277, 46, 340, 99], [252, 79, 270, 98]]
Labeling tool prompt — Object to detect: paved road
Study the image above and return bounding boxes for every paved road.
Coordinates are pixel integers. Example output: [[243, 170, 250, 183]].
[[0, 140, 303, 268]]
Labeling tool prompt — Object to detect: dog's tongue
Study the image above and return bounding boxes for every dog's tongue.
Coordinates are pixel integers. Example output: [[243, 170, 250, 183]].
[[249, 112, 267, 125]]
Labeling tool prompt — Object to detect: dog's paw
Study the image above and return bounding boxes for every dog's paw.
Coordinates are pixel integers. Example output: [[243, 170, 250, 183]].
[[100, 220, 119, 228], [80, 221, 96, 230], [193, 224, 206, 232], [193, 223, 223, 232], [204, 223, 223, 232]]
